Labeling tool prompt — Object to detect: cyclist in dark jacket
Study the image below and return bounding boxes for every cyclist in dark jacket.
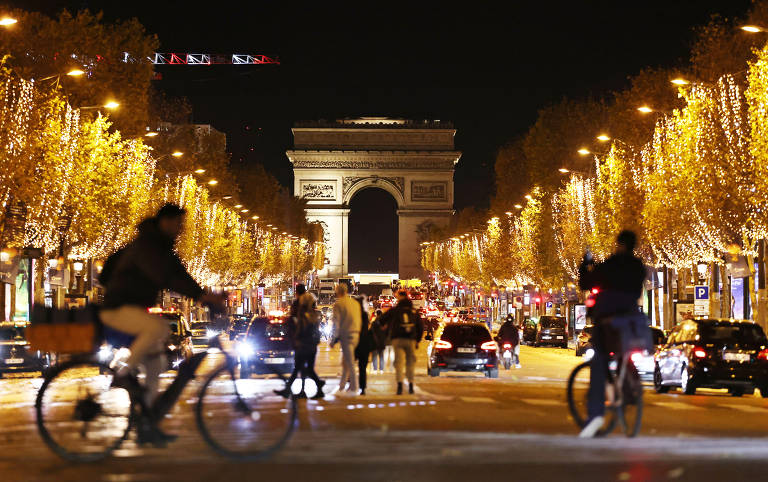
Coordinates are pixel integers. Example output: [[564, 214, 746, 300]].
[[577, 230, 647, 438]]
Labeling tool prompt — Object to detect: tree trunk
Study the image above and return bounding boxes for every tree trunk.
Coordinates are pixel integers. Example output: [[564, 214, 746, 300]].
[[758, 239, 767, 330], [653, 269, 661, 326], [721, 265, 731, 318], [710, 262, 720, 318]]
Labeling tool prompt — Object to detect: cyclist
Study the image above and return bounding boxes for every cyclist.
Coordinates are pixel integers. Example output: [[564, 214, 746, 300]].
[[577, 230, 646, 438], [99, 204, 224, 444]]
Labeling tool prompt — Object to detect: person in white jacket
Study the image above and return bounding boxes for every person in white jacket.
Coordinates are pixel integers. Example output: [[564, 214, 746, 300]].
[[331, 283, 362, 395]]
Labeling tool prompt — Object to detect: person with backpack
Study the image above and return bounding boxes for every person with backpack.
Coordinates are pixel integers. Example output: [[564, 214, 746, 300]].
[[370, 309, 387, 374], [275, 284, 325, 399], [354, 295, 375, 395], [377, 290, 424, 395]]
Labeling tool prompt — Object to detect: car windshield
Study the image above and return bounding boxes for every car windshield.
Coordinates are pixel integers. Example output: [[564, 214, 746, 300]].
[[0, 325, 25, 341], [540, 317, 565, 329], [190, 321, 208, 330], [266, 323, 289, 338], [440, 324, 491, 343], [700, 323, 767, 344]]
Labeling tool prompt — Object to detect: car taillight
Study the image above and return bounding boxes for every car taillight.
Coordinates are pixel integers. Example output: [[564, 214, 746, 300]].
[[629, 351, 644, 364], [435, 340, 452, 349], [693, 347, 707, 359], [481, 341, 497, 351], [758, 348, 768, 361], [503, 343, 512, 349]]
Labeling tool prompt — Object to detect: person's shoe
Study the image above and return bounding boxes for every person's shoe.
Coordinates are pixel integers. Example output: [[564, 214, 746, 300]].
[[397, 382, 403, 395], [317, 379, 326, 389], [295, 391, 308, 399], [408, 383, 414, 395], [379, 370, 384, 375], [360, 388, 365, 396], [515, 364, 522, 369], [273, 387, 291, 399], [136, 420, 177, 448], [578, 416, 605, 438], [311, 389, 325, 400]]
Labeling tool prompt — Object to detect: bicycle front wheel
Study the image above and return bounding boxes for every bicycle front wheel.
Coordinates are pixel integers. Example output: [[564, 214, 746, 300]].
[[566, 360, 617, 436], [618, 362, 644, 437], [36, 359, 133, 462], [196, 362, 297, 460]]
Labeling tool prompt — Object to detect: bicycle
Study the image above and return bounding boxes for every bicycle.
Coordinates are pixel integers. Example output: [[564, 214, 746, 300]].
[[35, 330, 297, 462], [566, 349, 644, 437]]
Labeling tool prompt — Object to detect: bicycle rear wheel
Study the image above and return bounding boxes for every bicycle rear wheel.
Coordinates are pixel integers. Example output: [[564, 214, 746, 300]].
[[566, 360, 617, 436], [36, 359, 133, 462], [196, 362, 297, 460], [618, 362, 643, 437]]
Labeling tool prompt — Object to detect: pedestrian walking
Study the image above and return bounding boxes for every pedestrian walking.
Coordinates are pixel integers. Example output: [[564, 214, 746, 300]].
[[370, 309, 387, 374], [378, 290, 423, 395], [275, 284, 325, 399], [354, 295, 375, 395], [331, 283, 362, 395]]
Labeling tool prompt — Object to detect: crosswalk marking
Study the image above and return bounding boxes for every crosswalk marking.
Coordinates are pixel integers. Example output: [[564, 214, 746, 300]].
[[520, 398, 563, 406], [651, 401, 704, 411], [459, 396, 498, 403], [717, 403, 766, 413]]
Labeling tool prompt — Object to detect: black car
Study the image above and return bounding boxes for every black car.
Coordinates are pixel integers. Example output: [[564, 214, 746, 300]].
[[533, 316, 568, 348], [228, 314, 252, 341], [427, 322, 499, 378], [654, 318, 768, 396], [189, 320, 214, 347], [236, 317, 295, 379], [0, 322, 54, 377]]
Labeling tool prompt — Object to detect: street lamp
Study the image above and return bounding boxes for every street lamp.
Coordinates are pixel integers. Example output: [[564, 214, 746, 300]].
[[741, 25, 765, 33], [80, 101, 119, 111], [637, 105, 654, 114], [207, 179, 218, 186], [0, 17, 17, 26], [524, 194, 533, 201], [144, 131, 159, 137], [670, 78, 689, 85], [513, 204, 523, 209], [558, 168, 570, 173], [193, 168, 206, 174], [251, 215, 259, 220], [596, 134, 611, 142]]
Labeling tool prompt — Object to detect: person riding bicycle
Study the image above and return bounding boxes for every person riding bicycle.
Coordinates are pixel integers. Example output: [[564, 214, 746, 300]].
[[99, 204, 224, 444], [577, 230, 646, 438]]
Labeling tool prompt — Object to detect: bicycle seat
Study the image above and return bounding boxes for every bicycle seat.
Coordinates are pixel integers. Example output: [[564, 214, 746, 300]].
[[102, 325, 136, 348]]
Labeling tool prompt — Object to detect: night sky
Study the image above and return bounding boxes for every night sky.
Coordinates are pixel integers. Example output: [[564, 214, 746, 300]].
[[10, 1, 756, 270]]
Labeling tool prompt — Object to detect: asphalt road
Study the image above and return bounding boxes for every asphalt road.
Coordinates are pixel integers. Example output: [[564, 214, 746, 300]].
[[4, 342, 768, 481]]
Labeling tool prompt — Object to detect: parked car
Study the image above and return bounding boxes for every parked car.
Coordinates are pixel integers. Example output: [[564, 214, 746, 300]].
[[189, 320, 213, 347], [0, 322, 55, 377], [427, 322, 498, 378], [533, 315, 568, 348], [237, 317, 295, 379], [654, 318, 768, 396]]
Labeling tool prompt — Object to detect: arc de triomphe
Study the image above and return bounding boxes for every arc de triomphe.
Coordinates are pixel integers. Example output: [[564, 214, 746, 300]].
[[287, 117, 460, 280]]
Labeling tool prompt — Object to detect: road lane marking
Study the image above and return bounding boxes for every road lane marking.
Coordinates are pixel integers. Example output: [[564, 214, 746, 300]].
[[459, 396, 498, 403], [717, 403, 767, 413], [520, 398, 563, 406], [651, 401, 704, 410]]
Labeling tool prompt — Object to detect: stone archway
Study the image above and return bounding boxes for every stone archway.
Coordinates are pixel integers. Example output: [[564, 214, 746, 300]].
[[288, 117, 461, 280]]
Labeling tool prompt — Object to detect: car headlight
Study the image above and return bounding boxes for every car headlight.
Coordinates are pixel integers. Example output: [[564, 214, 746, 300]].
[[172, 358, 183, 368], [98, 344, 113, 362], [237, 342, 255, 358], [167, 344, 177, 351], [206, 329, 220, 339], [584, 348, 595, 360]]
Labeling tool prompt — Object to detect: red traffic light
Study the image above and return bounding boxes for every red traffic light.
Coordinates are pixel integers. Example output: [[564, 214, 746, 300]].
[[534, 297, 541, 304]]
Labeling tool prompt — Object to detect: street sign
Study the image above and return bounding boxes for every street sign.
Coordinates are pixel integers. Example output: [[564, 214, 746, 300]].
[[694, 285, 709, 316]]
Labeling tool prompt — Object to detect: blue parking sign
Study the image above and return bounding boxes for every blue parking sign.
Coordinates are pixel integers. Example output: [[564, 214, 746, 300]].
[[695, 286, 709, 300]]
